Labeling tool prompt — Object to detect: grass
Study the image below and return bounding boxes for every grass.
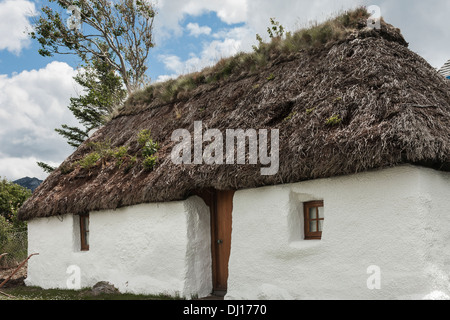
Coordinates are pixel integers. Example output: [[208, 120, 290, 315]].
[[325, 114, 343, 126], [0, 285, 184, 300], [71, 130, 159, 174], [124, 7, 370, 112]]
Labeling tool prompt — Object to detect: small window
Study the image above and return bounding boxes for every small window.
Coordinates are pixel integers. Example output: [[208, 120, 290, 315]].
[[80, 214, 90, 251], [304, 201, 324, 240]]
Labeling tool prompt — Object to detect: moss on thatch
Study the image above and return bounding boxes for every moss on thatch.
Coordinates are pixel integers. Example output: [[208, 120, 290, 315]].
[[18, 10, 450, 221]]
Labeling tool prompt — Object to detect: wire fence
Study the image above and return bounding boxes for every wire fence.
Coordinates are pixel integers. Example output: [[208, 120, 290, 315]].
[[0, 228, 28, 269]]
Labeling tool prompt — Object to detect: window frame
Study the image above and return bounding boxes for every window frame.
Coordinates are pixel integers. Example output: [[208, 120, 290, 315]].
[[79, 214, 90, 251], [304, 201, 324, 240]]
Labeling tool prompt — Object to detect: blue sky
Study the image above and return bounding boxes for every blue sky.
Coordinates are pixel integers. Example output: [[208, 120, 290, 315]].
[[1, 0, 450, 181]]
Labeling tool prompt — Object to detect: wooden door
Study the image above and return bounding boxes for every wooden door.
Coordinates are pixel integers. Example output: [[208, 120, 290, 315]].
[[211, 190, 234, 293]]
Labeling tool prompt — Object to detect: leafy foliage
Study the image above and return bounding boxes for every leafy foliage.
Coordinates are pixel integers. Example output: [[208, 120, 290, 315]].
[[0, 178, 31, 227], [142, 155, 158, 172], [37, 162, 57, 174], [74, 131, 159, 174], [56, 52, 128, 148], [138, 130, 159, 171], [138, 130, 160, 157], [78, 152, 101, 169], [39, 50, 128, 174], [30, 0, 156, 93]]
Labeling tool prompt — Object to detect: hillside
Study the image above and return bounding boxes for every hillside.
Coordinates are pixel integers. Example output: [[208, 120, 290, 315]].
[[13, 177, 43, 193]]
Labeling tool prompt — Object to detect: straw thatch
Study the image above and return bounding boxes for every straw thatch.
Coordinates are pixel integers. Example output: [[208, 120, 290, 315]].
[[18, 17, 450, 221]]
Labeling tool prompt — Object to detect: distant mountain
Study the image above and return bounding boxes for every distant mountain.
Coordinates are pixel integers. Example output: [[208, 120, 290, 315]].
[[13, 177, 43, 192]]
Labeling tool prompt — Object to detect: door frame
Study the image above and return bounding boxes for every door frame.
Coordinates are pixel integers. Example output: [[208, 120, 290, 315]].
[[195, 189, 235, 295]]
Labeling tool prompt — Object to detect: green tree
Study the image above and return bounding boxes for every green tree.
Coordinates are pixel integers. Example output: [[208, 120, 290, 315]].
[[37, 51, 127, 173], [0, 180, 29, 266], [0, 179, 31, 228], [37, 162, 57, 174], [30, 0, 156, 94], [56, 52, 127, 148]]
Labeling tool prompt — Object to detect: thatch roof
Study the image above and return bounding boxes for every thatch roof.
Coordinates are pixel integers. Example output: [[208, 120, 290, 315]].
[[18, 14, 450, 221]]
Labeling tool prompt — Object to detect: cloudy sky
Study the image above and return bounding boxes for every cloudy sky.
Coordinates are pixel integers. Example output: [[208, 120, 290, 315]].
[[0, 0, 449, 181]]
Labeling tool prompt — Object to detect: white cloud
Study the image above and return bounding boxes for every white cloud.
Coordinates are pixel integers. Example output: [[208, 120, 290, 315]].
[[157, 25, 254, 78], [154, 0, 450, 81], [374, 0, 450, 69], [0, 157, 60, 181], [0, 61, 82, 180], [155, 74, 178, 83], [186, 22, 212, 37], [154, 0, 248, 40], [0, 0, 37, 54], [158, 54, 185, 74], [154, 0, 365, 79], [154, 0, 363, 41]]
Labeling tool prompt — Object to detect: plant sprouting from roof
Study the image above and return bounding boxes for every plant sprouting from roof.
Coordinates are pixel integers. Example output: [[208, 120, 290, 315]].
[[267, 18, 285, 39], [138, 129, 160, 172], [124, 7, 371, 115], [326, 115, 343, 126], [253, 18, 285, 52]]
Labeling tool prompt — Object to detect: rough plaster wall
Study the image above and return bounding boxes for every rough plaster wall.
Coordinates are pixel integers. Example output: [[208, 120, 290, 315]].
[[183, 196, 212, 298], [26, 198, 212, 299], [226, 165, 450, 300], [26, 165, 450, 300], [418, 169, 450, 299]]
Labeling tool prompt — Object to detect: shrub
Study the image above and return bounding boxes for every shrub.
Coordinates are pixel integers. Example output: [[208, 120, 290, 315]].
[[0, 178, 31, 224], [138, 129, 160, 158], [142, 140, 159, 158], [113, 146, 129, 159], [113, 146, 130, 168], [138, 130, 160, 171], [267, 18, 285, 39], [326, 115, 343, 126], [79, 152, 101, 169], [138, 129, 152, 146], [96, 141, 116, 159], [123, 156, 137, 174], [77, 142, 137, 171], [143, 155, 158, 172]]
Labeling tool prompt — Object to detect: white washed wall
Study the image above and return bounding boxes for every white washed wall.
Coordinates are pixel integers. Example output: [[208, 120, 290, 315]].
[[226, 165, 450, 300], [26, 196, 212, 299], [26, 165, 450, 300]]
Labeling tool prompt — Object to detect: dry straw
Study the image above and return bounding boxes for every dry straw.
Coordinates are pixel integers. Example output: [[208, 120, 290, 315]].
[[19, 8, 450, 221]]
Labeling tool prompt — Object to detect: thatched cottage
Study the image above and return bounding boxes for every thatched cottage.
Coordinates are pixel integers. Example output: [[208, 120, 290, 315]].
[[19, 11, 450, 300]]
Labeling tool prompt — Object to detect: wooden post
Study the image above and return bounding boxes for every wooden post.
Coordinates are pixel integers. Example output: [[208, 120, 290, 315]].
[[0, 253, 39, 289]]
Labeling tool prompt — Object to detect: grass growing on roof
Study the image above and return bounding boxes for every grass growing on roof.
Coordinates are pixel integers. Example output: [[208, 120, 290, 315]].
[[74, 131, 159, 173], [326, 115, 343, 126], [138, 129, 160, 171], [123, 7, 370, 113]]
